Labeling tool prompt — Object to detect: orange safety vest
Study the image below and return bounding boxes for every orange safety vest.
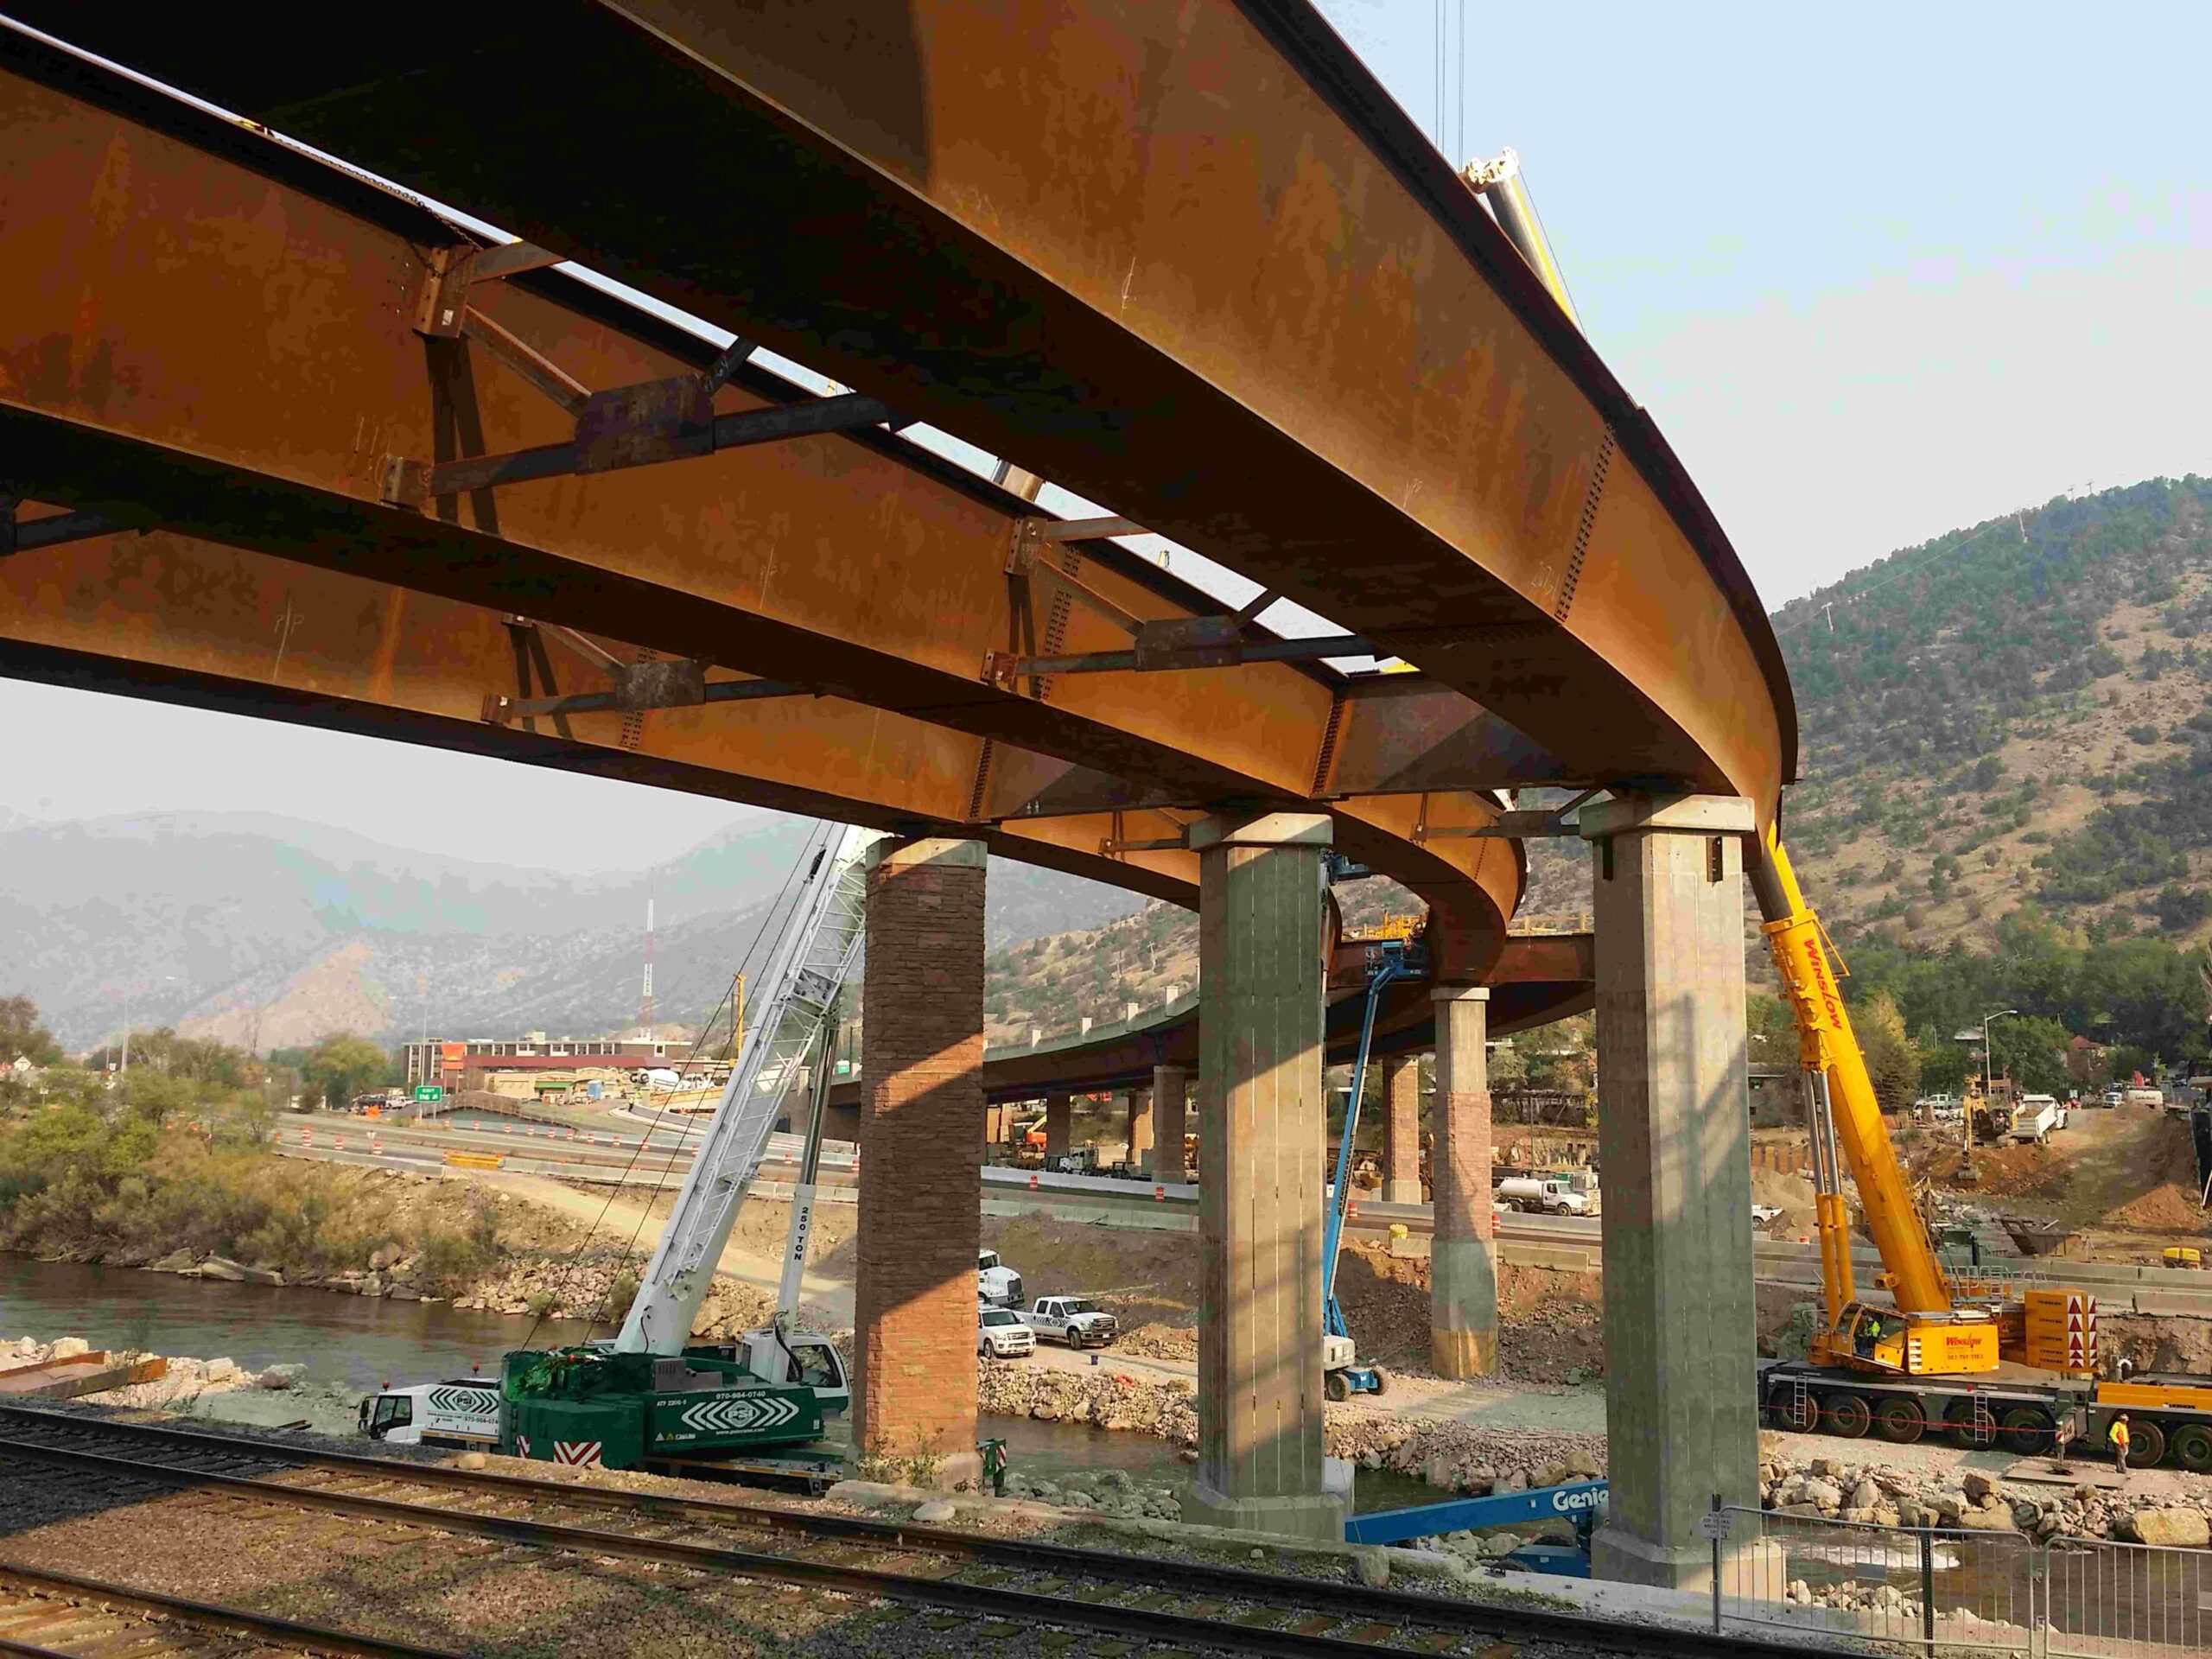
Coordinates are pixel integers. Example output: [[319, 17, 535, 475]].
[[2110, 1420, 2131, 1449]]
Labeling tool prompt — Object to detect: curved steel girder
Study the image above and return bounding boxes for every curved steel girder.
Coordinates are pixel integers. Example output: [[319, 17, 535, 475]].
[[0, 46, 1526, 977], [9, 2, 1793, 820], [829, 939, 1596, 1108], [0, 527, 1528, 979]]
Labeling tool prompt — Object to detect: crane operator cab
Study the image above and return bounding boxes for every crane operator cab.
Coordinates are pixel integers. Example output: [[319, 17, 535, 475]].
[[734, 1325, 850, 1414], [1835, 1303, 1909, 1372]]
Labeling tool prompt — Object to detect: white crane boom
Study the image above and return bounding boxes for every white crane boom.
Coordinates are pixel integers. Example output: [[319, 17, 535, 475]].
[[615, 823, 880, 1354]]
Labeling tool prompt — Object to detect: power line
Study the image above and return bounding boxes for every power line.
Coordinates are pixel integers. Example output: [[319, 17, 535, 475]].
[[1775, 512, 2031, 639]]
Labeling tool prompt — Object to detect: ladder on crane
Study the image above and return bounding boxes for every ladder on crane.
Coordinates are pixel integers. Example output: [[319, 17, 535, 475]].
[[615, 822, 880, 1355]]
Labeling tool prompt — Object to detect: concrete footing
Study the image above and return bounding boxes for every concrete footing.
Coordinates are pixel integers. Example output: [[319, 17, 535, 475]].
[[1382, 1053, 1422, 1205], [853, 836, 986, 1491], [1580, 793, 1760, 1586], [1430, 986, 1496, 1377], [1185, 810, 1342, 1541]]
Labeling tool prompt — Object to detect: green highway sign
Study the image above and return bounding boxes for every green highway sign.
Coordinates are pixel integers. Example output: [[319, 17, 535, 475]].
[[413, 1085, 444, 1103]]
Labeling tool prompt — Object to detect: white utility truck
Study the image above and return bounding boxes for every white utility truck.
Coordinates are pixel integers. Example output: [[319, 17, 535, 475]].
[[977, 1249, 1024, 1308], [359, 1377, 500, 1448], [1495, 1175, 1592, 1216], [1026, 1296, 1119, 1349]]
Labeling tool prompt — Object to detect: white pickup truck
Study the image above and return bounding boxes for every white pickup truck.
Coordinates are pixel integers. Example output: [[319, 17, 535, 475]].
[[1025, 1295, 1119, 1349], [358, 1377, 500, 1448], [977, 1306, 1035, 1359]]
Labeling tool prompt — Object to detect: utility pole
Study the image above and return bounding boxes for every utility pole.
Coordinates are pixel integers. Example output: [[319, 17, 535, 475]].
[[1971, 1008, 2019, 1179]]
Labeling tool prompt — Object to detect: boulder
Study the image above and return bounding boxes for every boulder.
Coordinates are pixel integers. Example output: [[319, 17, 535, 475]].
[[256, 1363, 308, 1390], [195, 1256, 247, 1282], [204, 1357, 242, 1384], [50, 1337, 92, 1360], [1961, 1471, 1997, 1503], [2129, 1509, 2212, 1549], [1351, 1546, 1389, 1588], [1492, 1470, 1528, 1493], [1802, 1478, 1843, 1510], [147, 1249, 197, 1273], [912, 1499, 958, 1523], [457, 1452, 487, 1471], [370, 1243, 404, 1272], [1847, 1478, 1881, 1511], [1563, 1449, 1602, 1478], [1955, 1502, 2015, 1532]]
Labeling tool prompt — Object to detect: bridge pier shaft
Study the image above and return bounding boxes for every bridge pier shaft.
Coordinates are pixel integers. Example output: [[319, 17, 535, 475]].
[[1185, 810, 1342, 1541], [1152, 1065, 1187, 1181], [853, 836, 985, 1490], [1429, 988, 1496, 1376], [1580, 794, 1759, 1587], [1044, 1094, 1072, 1159], [1125, 1086, 1154, 1174], [1382, 1053, 1423, 1205]]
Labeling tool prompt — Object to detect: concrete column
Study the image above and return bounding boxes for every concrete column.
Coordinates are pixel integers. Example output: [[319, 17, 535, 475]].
[[1185, 810, 1341, 1541], [1127, 1086, 1155, 1173], [1152, 1065, 1187, 1181], [854, 836, 986, 1490], [1580, 793, 1759, 1589], [1044, 1094, 1072, 1158], [1382, 1054, 1423, 1205], [1430, 987, 1496, 1378]]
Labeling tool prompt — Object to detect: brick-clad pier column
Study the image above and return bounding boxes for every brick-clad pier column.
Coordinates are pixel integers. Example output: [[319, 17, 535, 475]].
[[1382, 1054, 1423, 1204], [1185, 810, 1341, 1541], [1044, 1094, 1072, 1158], [1430, 987, 1496, 1378], [1127, 1086, 1155, 1173], [854, 836, 985, 1489], [1152, 1065, 1187, 1180]]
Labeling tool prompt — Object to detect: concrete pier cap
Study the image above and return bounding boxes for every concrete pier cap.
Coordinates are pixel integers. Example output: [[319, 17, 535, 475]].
[[1185, 807, 1344, 1541], [1575, 791, 1760, 1589]]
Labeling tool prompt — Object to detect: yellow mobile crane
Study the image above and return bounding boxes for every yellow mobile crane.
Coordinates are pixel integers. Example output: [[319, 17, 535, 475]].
[[1751, 832, 2108, 1452]]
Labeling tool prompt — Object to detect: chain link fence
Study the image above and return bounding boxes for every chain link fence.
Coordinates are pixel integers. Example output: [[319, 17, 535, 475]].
[[1709, 1505, 2209, 1656]]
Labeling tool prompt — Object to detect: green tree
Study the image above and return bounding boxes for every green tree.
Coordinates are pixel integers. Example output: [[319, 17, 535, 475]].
[[1854, 992, 1922, 1112], [1989, 1015, 2071, 1094], [0, 995, 60, 1065], [300, 1034, 390, 1109]]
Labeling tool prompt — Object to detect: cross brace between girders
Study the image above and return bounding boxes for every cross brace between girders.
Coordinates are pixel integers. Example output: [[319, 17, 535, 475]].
[[483, 657, 808, 727]]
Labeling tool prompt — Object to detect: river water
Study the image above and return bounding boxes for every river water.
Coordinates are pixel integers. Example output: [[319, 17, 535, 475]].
[[0, 1254, 1427, 1512]]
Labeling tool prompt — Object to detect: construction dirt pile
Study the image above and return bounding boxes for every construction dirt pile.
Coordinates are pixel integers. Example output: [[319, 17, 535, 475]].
[[1331, 1242, 1605, 1385], [1112, 1322, 1198, 1361], [1751, 1167, 1819, 1237]]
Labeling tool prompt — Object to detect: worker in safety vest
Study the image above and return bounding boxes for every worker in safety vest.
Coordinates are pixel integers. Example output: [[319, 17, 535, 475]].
[[2109, 1414, 2133, 1478]]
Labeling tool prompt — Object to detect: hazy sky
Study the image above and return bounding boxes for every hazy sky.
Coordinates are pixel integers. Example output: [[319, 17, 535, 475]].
[[6, 3, 2205, 868]]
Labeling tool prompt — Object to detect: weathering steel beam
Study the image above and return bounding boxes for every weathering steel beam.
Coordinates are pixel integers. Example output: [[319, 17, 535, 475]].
[[13, 2, 1792, 821], [0, 39, 1534, 982]]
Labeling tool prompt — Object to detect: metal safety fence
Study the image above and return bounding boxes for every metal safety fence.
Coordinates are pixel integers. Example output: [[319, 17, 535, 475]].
[[1708, 1504, 2209, 1656]]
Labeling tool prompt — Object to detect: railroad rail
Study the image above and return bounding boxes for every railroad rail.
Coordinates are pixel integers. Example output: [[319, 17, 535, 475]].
[[0, 1407, 1810, 1659], [0, 1560, 463, 1659]]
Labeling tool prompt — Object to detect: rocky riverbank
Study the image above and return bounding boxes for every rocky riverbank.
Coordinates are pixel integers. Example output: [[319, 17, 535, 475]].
[[4, 1334, 299, 1408]]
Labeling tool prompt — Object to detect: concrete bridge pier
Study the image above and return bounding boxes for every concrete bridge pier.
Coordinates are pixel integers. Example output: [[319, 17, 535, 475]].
[[1125, 1086, 1154, 1174], [1185, 810, 1341, 1541], [1152, 1065, 1187, 1180], [1429, 987, 1496, 1376], [1382, 1053, 1424, 1205], [1044, 1094, 1072, 1159], [1580, 794, 1759, 1588], [854, 836, 985, 1490]]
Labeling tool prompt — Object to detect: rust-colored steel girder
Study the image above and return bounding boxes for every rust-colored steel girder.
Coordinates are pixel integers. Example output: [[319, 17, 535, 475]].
[[9, 1, 1795, 822], [0, 37, 1532, 978]]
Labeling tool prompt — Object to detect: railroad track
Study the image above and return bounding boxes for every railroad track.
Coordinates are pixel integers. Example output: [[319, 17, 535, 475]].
[[0, 1405, 1807, 1659], [0, 1560, 462, 1659]]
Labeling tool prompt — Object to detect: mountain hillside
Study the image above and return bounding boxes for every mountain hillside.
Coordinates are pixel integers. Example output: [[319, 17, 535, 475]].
[[0, 810, 1143, 1051], [1771, 476, 2212, 949]]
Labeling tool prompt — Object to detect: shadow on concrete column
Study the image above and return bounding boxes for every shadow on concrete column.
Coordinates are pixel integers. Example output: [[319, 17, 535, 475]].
[[854, 836, 985, 1491], [1382, 1053, 1423, 1205], [1430, 986, 1496, 1377], [1044, 1094, 1071, 1159], [1185, 810, 1342, 1541], [1580, 793, 1758, 1589], [1153, 1065, 1188, 1181]]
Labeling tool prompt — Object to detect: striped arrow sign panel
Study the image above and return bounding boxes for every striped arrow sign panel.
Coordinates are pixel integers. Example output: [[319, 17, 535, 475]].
[[428, 1386, 494, 1415], [679, 1393, 801, 1435]]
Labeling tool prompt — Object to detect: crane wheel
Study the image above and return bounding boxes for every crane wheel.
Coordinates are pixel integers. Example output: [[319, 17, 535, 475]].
[[1825, 1392, 1872, 1440], [1766, 1389, 1817, 1433], [1369, 1366, 1391, 1398], [1325, 1371, 1351, 1403], [1999, 1406, 2057, 1456], [2127, 1418, 2168, 1470], [1874, 1396, 1925, 1444], [2167, 1424, 2212, 1473], [1944, 1399, 1996, 1450]]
